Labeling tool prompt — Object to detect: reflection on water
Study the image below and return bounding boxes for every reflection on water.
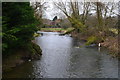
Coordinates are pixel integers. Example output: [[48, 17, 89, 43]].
[[3, 32, 118, 78]]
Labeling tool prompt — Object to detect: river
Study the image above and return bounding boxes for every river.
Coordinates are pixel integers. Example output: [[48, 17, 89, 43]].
[[3, 32, 118, 78]]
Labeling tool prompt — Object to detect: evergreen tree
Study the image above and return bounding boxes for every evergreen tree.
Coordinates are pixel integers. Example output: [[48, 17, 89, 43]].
[[2, 2, 40, 55]]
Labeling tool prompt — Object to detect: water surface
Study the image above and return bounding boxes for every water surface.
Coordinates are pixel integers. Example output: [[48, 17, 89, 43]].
[[3, 32, 118, 78]]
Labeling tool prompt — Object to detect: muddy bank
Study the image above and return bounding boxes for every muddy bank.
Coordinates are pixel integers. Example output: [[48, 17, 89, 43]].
[[100, 36, 119, 57], [2, 42, 42, 73]]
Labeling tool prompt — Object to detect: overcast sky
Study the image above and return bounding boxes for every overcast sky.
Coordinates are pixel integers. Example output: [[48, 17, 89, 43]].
[[30, 0, 119, 20], [43, 2, 67, 20], [44, 2, 118, 20], [43, 2, 58, 20]]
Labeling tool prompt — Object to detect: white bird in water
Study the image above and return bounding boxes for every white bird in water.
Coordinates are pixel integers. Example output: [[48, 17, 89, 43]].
[[98, 43, 101, 47], [28, 59, 31, 62]]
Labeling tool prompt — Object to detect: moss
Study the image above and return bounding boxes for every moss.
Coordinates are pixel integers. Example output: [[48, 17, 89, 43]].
[[28, 42, 42, 59], [31, 42, 42, 55], [63, 28, 75, 34], [85, 36, 98, 45], [34, 33, 40, 37], [68, 17, 86, 32], [85, 33, 105, 46]]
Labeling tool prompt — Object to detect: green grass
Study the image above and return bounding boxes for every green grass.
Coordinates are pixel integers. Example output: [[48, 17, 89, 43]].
[[41, 28, 64, 31], [40, 28, 74, 32]]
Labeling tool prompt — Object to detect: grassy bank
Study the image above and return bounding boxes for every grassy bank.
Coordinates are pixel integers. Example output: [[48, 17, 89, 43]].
[[40, 28, 65, 32], [71, 28, 119, 58], [40, 28, 74, 33]]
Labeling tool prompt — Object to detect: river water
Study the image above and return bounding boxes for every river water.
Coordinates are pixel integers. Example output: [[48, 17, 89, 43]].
[[3, 32, 118, 78]]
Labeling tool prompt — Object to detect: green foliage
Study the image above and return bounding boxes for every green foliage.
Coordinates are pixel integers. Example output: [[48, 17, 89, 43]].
[[63, 28, 75, 34], [85, 35, 104, 46], [34, 33, 40, 37], [2, 2, 40, 55], [85, 36, 98, 45], [68, 17, 86, 32]]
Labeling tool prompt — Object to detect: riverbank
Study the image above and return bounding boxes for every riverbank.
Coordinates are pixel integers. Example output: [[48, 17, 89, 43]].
[[39, 28, 119, 57], [3, 42, 42, 73], [40, 28, 74, 33], [3, 32, 118, 78], [71, 31, 119, 58], [100, 36, 119, 57]]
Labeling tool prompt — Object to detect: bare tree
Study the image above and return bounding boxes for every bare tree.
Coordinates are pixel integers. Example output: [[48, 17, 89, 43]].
[[81, 2, 91, 24], [54, 0, 86, 31], [31, 0, 47, 20], [70, 0, 79, 19], [93, 2, 118, 30]]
